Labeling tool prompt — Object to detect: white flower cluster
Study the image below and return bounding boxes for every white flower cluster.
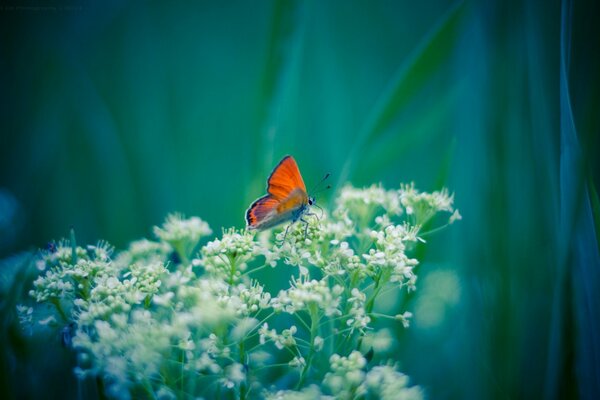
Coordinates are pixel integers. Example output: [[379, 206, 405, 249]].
[[75, 261, 167, 326], [272, 276, 343, 317], [265, 385, 330, 400], [265, 385, 329, 400], [41, 239, 95, 267], [30, 266, 75, 303], [200, 228, 257, 282], [115, 238, 170, 267], [321, 240, 365, 278], [324, 352, 423, 400], [259, 323, 298, 349], [346, 288, 371, 333], [364, 365, 424, 400], [21, 182, 458, 399], [73, 310, 171, 399], [362, 224, 420, 288], [30, 240, 116, 305], [153, 213, 212, 259], [336, 184, 402, 219], [323, 351, 368, 399], [399, 182, 456, 225], [234, 280, 272, 315], [273, 217, 325, 275]]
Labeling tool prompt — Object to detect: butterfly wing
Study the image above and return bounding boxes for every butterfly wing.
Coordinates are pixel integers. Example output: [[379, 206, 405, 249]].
[[246, 156, 308, 230], [267, 156, 306, 200], [246, 195, 280, 228]]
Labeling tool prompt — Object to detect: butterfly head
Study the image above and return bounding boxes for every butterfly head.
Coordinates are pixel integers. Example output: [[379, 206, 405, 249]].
[[308, 196, 315, 206]]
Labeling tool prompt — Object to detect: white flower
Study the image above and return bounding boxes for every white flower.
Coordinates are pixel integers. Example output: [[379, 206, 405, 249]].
[[449, 209, 462, 224], [288, 356, 306, 369], [362, 328, 394, 353], [221, 363, 245, 389], [230, 317, 259, 341], [313, 336, 324, 352], [395, 311, 413, 328]]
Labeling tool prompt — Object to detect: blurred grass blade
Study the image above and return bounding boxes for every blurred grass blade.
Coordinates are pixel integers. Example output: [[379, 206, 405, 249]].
[[358, 79, 463, 180], [0, 253, 35, 400], [589, 180, 600, 254], [245, 0, 307, 213], [336, 1, 466, 188], [248, 0, 306, 199], [551, 0, 600, 397]]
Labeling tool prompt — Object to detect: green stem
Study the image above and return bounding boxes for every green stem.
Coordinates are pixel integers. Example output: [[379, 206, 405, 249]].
[[296, 306, 319, 389], [70, 228, 78, 264], [51, 298, 68, 322], [174, 242, 190, 266], [180, 350, 184, 397], [228, 255, 237, 286], [357, 272, 384, 350], [239, 340, 247, 400]]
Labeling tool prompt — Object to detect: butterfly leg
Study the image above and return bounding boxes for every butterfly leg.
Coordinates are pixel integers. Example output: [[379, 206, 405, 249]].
[[304, 212, 319, 224], [300, 217, 310, 240], [278, 223, 293, 245]]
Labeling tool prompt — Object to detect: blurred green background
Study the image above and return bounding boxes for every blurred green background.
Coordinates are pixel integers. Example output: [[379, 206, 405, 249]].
[[1, 0, 599, 398]]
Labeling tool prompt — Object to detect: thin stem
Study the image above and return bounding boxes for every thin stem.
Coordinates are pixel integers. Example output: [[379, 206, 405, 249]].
[[242, 263, 269, 277], [419, 221, 450, 237], [253, 362, 292, 371], [369, 312, 398, 320], [326, 326, 356, 342], [357, 272, 385, 350], [294, 313, 312, 332]]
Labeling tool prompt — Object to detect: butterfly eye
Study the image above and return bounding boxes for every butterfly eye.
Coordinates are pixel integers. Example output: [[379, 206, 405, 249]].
[[308, 197, 314, 205]]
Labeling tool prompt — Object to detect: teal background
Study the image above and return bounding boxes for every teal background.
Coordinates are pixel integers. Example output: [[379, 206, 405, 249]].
[[1, 0, 599, 399]]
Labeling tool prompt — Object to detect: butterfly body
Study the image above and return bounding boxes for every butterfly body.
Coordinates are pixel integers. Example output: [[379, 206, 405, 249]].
[[246, 156, 314, 231]]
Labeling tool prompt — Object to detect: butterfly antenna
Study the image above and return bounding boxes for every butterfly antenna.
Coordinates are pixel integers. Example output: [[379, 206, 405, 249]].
[[309, 173, 331, 194]]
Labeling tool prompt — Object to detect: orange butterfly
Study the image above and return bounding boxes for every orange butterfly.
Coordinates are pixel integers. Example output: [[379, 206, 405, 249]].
[[246, 156, 323, 236]]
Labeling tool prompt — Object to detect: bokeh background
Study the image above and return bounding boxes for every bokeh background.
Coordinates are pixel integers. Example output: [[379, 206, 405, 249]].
[[1, 0, 599, 398]]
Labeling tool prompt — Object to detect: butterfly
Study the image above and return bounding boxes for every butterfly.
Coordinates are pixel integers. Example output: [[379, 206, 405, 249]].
[[246, 155, 325, 238]]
